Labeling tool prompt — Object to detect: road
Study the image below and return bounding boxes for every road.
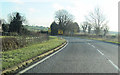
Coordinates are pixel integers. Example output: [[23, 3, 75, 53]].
[[20, 36, 119, 73]]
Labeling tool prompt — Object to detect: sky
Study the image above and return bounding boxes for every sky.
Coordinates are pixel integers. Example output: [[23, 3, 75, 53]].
[[0, 0, 119, 32]]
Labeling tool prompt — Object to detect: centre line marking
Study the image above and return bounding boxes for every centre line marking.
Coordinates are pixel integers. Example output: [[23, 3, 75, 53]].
[[96, 49, 119, 71], [108, 59, 120, 71], [97, 49, 104, 55], [87, 43, 91, 45], [91, 45, 95, 48], [89, 42, 119, 71]]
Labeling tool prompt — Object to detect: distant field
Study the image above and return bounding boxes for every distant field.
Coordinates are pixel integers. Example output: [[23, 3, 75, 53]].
[[24, 25, 48, 32]]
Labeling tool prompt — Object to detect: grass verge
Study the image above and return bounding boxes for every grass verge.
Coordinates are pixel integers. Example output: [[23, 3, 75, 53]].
[[2, 36, 66, 71], [89, 38, 120, 44], [78, 36, 119, 44]]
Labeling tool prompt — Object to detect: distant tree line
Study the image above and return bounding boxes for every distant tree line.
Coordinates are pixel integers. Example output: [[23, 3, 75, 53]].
[[50, 8, 109, 36]]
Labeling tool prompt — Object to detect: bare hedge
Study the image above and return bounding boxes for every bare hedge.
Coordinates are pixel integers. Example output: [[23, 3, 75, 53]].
[[2, 34, 49, 51]]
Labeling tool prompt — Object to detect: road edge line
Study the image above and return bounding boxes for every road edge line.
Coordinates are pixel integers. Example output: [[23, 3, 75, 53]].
[[17, 40, 68, 74]]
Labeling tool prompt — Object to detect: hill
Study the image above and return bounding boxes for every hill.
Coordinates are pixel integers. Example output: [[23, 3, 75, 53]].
[[24, 25, 48, 32], [108, 31, 118, 35]]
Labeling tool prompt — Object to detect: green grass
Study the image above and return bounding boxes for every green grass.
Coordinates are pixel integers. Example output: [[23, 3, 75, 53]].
[[81, 36, 119, 44], [0, 36, 11, 38], [2, 36, 65, 70], [0, 36, 21, 38], [75, 35, 119, 44], [90, 38, 120, 44]]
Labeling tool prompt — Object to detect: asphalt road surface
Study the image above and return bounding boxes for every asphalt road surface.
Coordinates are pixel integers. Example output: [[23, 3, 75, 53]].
[[21, 36, 119, 73]]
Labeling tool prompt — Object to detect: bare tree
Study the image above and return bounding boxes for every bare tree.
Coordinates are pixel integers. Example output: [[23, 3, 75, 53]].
[[73, 22, 80, 33], [103, 25, 109, 36], [85, 7, 108, 35], [55, 9, 74, 32], [88, 25, 92, 34], [65, 22, 79, 34], [81, 21, 88, 34], [65, 21, 74, 34]]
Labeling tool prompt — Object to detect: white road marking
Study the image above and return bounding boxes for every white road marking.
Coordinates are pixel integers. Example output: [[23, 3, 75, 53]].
[[97, 49, 104, 55], [108, 59, 120, 71], [87, 43, 91, 45], [87, 42, 119, 72], [96, 49, 120, 71], [17, 40, 69, 74], [91, 45, 95, 48]]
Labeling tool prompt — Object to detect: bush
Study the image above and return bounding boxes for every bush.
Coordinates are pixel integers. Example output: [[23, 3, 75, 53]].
[[2, 37, 19, 51]]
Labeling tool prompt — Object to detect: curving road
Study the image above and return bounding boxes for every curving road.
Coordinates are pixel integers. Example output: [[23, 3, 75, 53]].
[[20, 36, 119, 73]]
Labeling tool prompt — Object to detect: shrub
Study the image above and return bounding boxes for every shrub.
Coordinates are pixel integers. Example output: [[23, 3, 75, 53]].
[[2, 37, 19, 51]]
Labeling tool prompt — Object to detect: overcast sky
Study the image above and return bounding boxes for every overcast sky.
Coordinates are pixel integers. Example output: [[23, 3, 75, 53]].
[[0, 0, 119, 32]]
